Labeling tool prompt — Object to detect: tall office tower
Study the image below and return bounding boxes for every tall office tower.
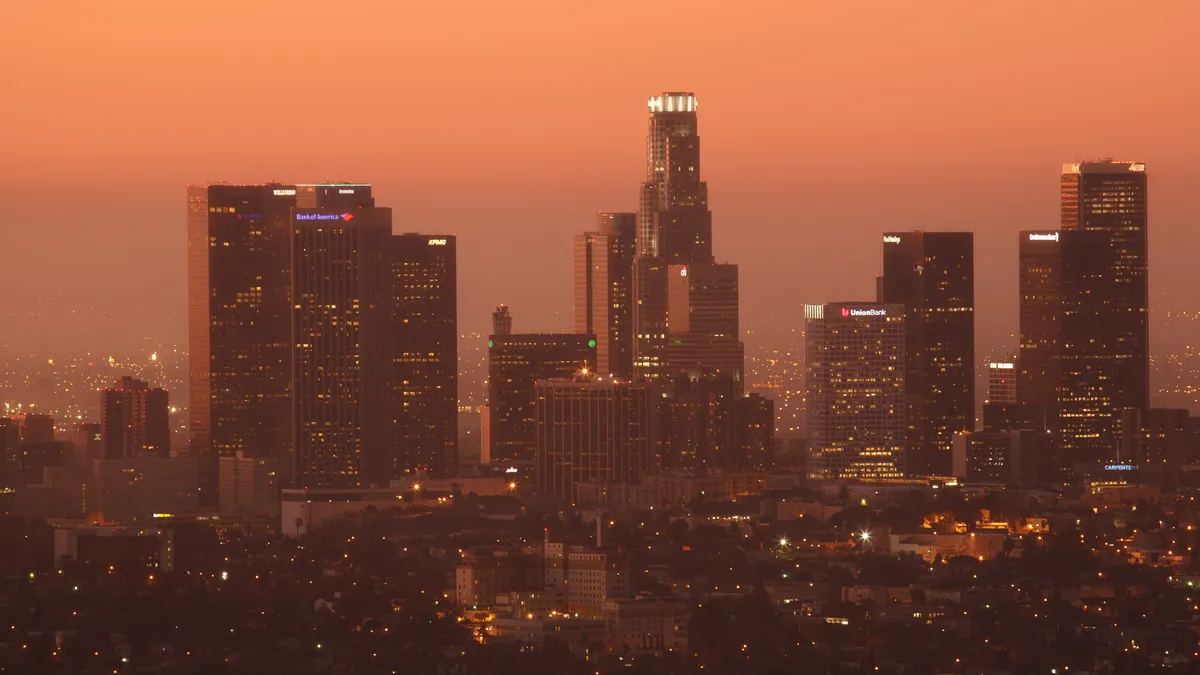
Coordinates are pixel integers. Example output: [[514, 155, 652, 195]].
[[986, 362, 1017, 405], [492, 304, 513, 337], [21, 414, 54, 443], [632, 257, 669, 379], [291, 206, 393, 489], [1059, 160, 1149, 468], [666, 262, 745, 386], [188, 182, 373, 502], [534, 374, 655, 505], [633, 92, 723, 381], [1018, 230, 1061, 407], [638, 93, 709, 262], [392, 234, 458, 477], [487, 323, 596, 465], [71, 422, 103, 465], [574, 213, 637, 378], [881, 232, 975, 477], [804, 302, 906, 480], [100, 377, 170, 459]]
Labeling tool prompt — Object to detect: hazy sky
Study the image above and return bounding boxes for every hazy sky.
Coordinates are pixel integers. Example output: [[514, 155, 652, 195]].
[[2, 1, 1198, 360]]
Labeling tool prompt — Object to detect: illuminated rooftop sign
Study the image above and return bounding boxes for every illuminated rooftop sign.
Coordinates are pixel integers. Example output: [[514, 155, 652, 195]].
[[883, 235, 901, 244], [338, 188, 355, 194], [842, 307, 887, 317], [428, 239, 447, 246], [295, 212, 354, 222], [273, 188, 296, 196], [648, 93, 697, 113], [1028, 232, 1058, 242], [989, 362, 1015, 370]]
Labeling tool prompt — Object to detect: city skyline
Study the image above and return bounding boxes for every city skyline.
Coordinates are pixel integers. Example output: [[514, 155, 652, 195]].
[[4, 3, 1200, 364]]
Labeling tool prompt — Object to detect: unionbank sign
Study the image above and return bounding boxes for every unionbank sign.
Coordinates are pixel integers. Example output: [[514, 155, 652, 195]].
[[841, 307, 887, 318]]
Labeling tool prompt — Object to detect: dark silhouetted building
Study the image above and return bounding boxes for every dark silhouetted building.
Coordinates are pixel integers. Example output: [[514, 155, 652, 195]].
[[291, 206, 393, 489], [735, 393, 775, 471], [1018, 230, 1061, 407], [666, 262, 744, 386], [574, 213, 636, 378], [1119, 408, 1193, 491], [804, 302, 906, 480], [188, 182, 374, 503], [0, 419, 20, 487], [71, 423, 103, 465], [392, 234, 458, 477], [21, 414, 54, 443], [488, 311, 596, 465], [101, 377, 170, 459], [981, 403, 1054, 434], [493, 304, 513, 337], [534, 375, 655, 505], [1059, 160, 1149, 469], [952, 429, 1054, 487], [881, 231, 975, 477]]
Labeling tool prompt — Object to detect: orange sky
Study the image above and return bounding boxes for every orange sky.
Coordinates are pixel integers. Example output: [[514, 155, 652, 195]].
[[2, 1, 1199, 358]]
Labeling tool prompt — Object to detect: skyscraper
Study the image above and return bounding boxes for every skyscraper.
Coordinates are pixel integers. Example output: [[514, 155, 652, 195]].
[[534, 375, 655, 505], [574, 213, 636, 378], [291, 206, 392, 489], [1059, 160, 1149, 467], [1018, 230, 1061, 407], [187, 182, 374, 502], [487, 309, 596, 465], [881, 231, 975, 477], [633, 92, 725, 381], [638, 93, 709, 262], [392, 234, 458, 477], [100, 377, 170, 459], [666, 262, 744, 385], [804, 302, 906, 480]]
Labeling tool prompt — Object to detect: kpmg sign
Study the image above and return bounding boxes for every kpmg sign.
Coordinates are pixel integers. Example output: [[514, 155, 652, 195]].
[[427, 239, 447, 246], [295, 212, 354, 222]]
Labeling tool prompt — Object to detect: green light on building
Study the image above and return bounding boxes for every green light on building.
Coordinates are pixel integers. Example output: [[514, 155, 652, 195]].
[[487, 340, 493, 348], [588, 339, 597, 348]]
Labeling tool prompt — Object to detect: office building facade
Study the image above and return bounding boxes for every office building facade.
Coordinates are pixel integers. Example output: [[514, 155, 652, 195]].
[[534, 376, 655, 505], [392, 234, 458, 476], [574, 213, 637, 378], [804, 302, 906, 480], [881, 231, 975, 477], [100, 377, 170, 459], [1018, 230, 1061, 407], [187, 182, 373, 502], [986, 362, 1017, 406], [291, 206, 393, 488], [1059, 160, 1149, 467], [487, 322, 596, 465]]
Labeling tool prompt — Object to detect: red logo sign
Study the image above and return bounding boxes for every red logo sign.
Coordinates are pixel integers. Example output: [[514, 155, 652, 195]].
[[341, 213, 354, 221], [841, 307, 850, 317]]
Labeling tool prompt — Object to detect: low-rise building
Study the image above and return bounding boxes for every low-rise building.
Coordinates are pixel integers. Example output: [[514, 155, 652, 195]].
[[602, 597, 690, 653]]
